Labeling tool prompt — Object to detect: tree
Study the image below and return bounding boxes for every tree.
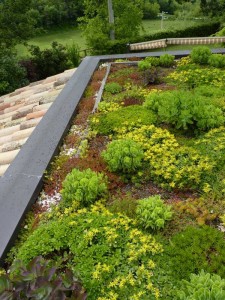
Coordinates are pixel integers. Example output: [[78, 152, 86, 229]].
[[158, 0, 179, 14], [143, 1, 160, 19], [0, 0, 37, 47], [79, 0, 144, 48], [0, 48, 28, 96], [29, 0, 84, 28], [200, 0, 225, 16]]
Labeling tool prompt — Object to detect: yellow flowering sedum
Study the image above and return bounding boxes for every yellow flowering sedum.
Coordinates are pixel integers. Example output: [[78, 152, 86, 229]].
[[16, 203, 162, 300], [116, 124, 214, 190]]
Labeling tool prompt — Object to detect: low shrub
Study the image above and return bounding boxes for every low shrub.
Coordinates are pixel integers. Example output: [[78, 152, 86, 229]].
[[159, 54, 175, 67], [208, 54, 225, 68], [104, 82, 122, 94], [16, 203, 163, 300], [163, 226, 225, 280], [136, 195, 173, 231], [177, 270, 225, 300], [145, 57, 160, 67], [61, 168, 108, 207], [19, 59, 39, 82], [67, 42, 81, 67], [143, 90, 224, 132], [91, 105, 157, 135], [138, 60, 151, 71], [190, 46, 212, 65], [28, 42, 70, 80], [102, 139, 144, 174], [0, 256, 86, 300]]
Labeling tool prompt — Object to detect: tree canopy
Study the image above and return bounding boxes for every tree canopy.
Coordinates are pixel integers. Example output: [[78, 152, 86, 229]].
[[79, 0, 144, 48], [0, 0, 37, 47]]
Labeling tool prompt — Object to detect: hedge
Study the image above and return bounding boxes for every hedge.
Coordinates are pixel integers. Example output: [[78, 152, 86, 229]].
[[91, 21, 221, 55]]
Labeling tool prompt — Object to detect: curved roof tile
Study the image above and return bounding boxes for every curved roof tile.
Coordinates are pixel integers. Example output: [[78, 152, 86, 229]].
[[0, 68, 76, 176]]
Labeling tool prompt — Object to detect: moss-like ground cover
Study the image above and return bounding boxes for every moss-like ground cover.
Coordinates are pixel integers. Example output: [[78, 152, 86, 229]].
[[1, 48, 225, 299]]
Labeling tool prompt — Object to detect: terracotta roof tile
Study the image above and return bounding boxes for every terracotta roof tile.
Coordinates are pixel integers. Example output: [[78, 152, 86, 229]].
[[0, 149, 20, 165], [0, 103, 11, 112], [0, 138, 27, 153], [26, 110, 47, 120], [0, 68, 76, 176], [20, 117, 42, 130]]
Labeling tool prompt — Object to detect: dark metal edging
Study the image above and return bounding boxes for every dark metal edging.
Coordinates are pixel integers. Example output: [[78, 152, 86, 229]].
[[0, 48, 224, 265]]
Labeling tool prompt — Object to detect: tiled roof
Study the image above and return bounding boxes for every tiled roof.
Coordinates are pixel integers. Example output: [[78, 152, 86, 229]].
[[0, 68, 76, 176]]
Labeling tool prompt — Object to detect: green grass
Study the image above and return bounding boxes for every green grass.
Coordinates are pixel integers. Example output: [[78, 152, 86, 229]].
[[15, 19, 211, 58], [16, 26, 86, 58], [141, 18, 205, 34]]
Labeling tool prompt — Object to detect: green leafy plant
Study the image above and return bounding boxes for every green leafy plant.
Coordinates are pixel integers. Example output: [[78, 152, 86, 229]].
[[145, 57, 160, 67], [136, 195, 173, 230], [159, 54, 175, 67], [138, 57, 160, 71], [104, 82, 122, 94], [163, 226, 225, 280], [61, 168, 108, 207], [190, 46, 212, 65], [208, 54, 225, 68], [91, 105, 156, 135], [16, 204, 162, 300], [138, 59, 151, 71], [177, 270, 225, 300], [0, 256, 86, 300], [142, 67, 161, 86], [144, 90, 224, 132], [102, 139, 144, 174]]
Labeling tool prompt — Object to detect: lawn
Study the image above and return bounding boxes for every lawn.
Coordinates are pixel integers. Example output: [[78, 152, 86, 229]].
[[2, 48, 225, 299], [16, 26, 86, 58], [16, 19, 208, 57], [141, 18, 205, 33]]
